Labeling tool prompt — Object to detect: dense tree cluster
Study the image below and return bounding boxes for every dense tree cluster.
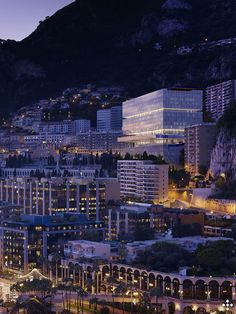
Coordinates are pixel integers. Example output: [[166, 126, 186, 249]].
[[132, 240, 236, 276], [6, 154, 32, 168]]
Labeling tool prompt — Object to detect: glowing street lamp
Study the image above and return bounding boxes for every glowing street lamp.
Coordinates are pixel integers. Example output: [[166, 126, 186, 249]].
[[222, 300, 234, 313]]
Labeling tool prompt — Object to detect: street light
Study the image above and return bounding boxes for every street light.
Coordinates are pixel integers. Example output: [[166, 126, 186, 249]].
[[222, 300, 234, 313]]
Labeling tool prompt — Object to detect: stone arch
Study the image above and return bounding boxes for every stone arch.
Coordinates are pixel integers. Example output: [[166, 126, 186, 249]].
[[73, 263, 81, 284], [141, 271, 148, 290], [102, 265, 110, 279], [183, 279, 193, 299], [172, 278, 180, 298], [164, 276, 171, 296], [112, 265, 119, 279], [119, 267, 126, 280], [68, 262, 74, 280], [133, 270, 140, 289], [86, 265, 92, 280], [221, 280, 232, 300], [126, 268, 133, 283], [209, 280, 219, 299], [195, 279, 206, 300], [149, 273, 156, 289], [156, 275, 163, 291]]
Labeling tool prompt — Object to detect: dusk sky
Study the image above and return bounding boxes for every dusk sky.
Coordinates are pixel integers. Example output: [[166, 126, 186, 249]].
[[0, 0, 74, 41]]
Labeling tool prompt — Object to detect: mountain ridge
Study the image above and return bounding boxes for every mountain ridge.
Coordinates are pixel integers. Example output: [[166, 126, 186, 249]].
[[1, 0, 236, 111]]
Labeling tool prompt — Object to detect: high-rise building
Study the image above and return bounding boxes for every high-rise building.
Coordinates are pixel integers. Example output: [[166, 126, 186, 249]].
[[111, 106, 122, 130], [184, 123, 217, 176], [117, 160, 169, 203], [97, 109, 111, 131], [205, 80, 236, 121], [119, 88, 203, 163], [97, 106, 122, 131], [74, 119, 91, 134]]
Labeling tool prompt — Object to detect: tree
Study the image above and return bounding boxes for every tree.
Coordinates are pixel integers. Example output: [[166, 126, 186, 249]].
[[85, 277, 95, 293], [124, 152, 131, 160], [198, 164, 208, 176], [142, 151, 148, 160], [133, 224, 154, 241], [49, 252, 61, 284], [115, 283, 128, 314], [76, 287, 88, 314], [197, 248, 223, 269], [13, 279, 52, 298], [117, 242, 128, 262], [138, 292, 151, 313], [107, 276, 118, 314]]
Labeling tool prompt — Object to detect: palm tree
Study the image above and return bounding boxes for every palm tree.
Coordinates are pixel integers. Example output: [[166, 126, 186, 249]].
[[50, 252, 61, 284], [91, 261, 101, 293], [76, 287, 88, 314], [107, 275, 118, 314], [85, 277, 95, 293], [115, 282, 128, 314], [74, 264, 83, 285], [139, 292, 152, 314], [68, 263, 76, 283], [117, 242, 128, 262], [150, 287, 163, 313]]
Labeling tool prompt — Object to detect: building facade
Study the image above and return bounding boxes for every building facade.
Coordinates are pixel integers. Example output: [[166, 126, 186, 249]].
[[97, 109, 111, 131], [1, 213, 104, 273], [75, 131, 125, 153], [184, 123, 217, 176], [205, 80, 236, 121], [97, 106, 122, 131], [117, 160, 169, 203], [0, 177, 105, 220], [120, 88, 203, 163], [60, 261, 236, 313]]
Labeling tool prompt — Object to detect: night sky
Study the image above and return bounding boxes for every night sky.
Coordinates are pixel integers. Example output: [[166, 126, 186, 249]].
[[0, 0, 74, 41]]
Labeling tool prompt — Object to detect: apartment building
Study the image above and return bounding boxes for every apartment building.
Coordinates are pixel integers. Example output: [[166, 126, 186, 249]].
[[117, 160, 169, 203], [184, 123, 216, 176]]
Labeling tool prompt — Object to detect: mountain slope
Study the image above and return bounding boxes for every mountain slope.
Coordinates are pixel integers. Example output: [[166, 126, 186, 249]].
[[1, 0, 236, 110]]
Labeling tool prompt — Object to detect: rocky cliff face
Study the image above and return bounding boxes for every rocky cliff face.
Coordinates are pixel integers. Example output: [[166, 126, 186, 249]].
[[1, 0, 236, 111], [210, 129, 236, 179]]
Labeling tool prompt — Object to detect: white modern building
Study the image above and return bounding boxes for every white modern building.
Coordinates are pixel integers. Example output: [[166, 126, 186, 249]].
[[205, 80, 236, 121], [119, 88, 203, 163], [117, 160, 169, 203]]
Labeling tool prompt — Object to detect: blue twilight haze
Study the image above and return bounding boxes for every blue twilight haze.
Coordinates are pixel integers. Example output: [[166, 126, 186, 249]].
[[0, 0, 74, 41]]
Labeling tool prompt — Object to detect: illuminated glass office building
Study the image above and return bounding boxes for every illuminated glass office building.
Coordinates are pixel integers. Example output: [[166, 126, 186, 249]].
[[120, 88, 203, 163]]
